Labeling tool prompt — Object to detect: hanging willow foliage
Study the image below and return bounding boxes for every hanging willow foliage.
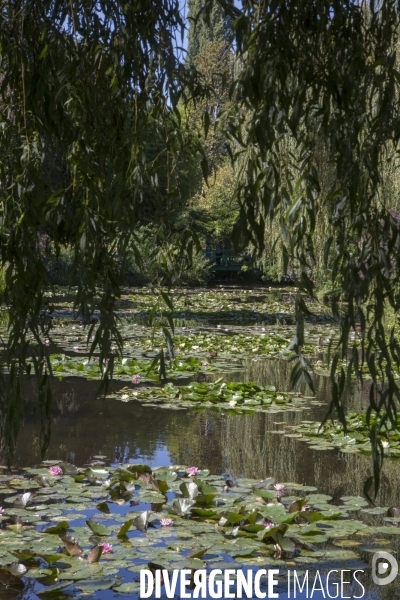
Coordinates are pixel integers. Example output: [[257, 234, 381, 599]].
[[0, 0, 205, 458], [206, 0, 400, 499]]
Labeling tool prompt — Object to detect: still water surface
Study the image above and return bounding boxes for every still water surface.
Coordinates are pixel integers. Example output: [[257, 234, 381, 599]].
[[15, 358, 400, 510]]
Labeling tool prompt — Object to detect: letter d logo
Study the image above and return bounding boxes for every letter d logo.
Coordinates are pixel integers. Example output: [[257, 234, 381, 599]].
[[372, 552, 398, 586]]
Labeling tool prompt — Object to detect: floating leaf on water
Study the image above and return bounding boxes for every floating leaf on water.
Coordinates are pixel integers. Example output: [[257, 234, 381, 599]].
[[75, 577, 115, 591], [96, 501, 110, 514], [37, 581, 72, 596], [361, 507, 387, 515], [191, 508, 217, 517], [255, 490, 276, 500], [44, 521, 69, 534], [60, 534, 83, 557], [376, 526, 400, 535], [13, 492, 33, 508], [171, 558, 206, 569], [126, 464, 153, 475], [59, 462, 80, 476], [187, 547, 211, 559], [289, 499, 308, 513], [113, 582, 141, 593], [133, 511, 151, 533], [86, 520, 111, 536], [180, 482, 198, 500], [85, 468, 109, 483], [173, 499, 195, 516], [252, 478, 275, 490], [34, 475, 52, 488], [153, 479, 169, 494], [275, 532, 295, 553], [118, 519, 134, 538], [257, 525, 280, 540], [1, 563, 27, 577], [87, 545, 104, 563]]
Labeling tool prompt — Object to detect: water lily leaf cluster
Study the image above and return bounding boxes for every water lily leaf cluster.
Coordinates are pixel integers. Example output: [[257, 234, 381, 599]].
[[282, 413, 400, 459], [114, 288, 309, 325], [0, 461, 396, 596], [43, 353, 241, 382], [108, 380, 318, 414]]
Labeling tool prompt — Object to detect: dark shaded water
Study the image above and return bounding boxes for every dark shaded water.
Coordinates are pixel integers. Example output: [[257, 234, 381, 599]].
[[13, 358, 400, 509]]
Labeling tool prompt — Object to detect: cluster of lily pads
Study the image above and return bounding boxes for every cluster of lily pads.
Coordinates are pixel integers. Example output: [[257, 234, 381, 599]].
[[281, 412, 400, 458], [44, 354, 241, 382], [0, 460, 399, 597], [41, 286, 334, 327], [107, 380, 319, 414], [115, 288, 300, 325]]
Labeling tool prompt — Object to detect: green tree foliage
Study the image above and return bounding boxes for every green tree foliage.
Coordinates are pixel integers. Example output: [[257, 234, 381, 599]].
[[186, 0, 233, 67], [0, 0, 200, 457], [183, 0, 238, 244], [212, 0, 400, 498]]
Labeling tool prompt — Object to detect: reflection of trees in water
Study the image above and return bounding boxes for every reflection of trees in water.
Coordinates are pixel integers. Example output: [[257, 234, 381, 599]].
[[55, 388, 80, 414], [5, 360, 400, 510], [9, 377, 226, 472], [165, 409, 225, 473], [221, 410, 400, 507]]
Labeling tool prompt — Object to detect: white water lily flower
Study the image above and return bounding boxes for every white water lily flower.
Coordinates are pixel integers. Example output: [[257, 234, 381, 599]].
[[382, 441, 390, 448], [229, 400, 237, 407]]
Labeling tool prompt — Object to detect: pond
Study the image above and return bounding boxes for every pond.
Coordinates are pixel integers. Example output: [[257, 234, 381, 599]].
[[1, 287, 400, 599]]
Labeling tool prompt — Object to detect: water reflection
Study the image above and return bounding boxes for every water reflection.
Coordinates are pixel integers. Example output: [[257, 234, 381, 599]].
[[12, 360, 400, 509]]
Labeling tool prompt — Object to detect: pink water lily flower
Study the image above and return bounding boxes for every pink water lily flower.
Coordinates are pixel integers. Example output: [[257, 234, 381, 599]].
[[161, 518, 172, 527], [132, 374, 140, 384], [98, 542, 113, 554], [202, 361, 209, 366], [49, 466, 63, 476], [0, 507, 4, 515], [186, 466, 199, 477], [301, 505, 311, 511], [264, 520, 275, 528], [274, 483, 285, 496], [274, 483, 285, 491]]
